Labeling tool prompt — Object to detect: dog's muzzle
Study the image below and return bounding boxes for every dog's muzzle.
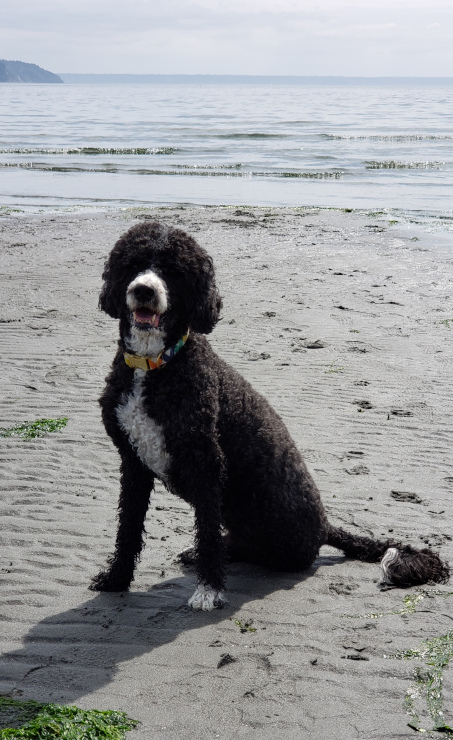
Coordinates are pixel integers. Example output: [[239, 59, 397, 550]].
[[126, 270, 168, 331]]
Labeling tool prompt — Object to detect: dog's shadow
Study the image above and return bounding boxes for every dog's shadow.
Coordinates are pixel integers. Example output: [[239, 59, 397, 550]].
[[2, 552, 344, 706]]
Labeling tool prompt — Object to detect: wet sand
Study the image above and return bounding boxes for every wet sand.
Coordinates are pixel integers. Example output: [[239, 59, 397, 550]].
[[1, 206, 453, 739]]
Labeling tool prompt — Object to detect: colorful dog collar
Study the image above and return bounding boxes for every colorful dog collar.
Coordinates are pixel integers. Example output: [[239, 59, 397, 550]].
[[124, 330, 190, 371]]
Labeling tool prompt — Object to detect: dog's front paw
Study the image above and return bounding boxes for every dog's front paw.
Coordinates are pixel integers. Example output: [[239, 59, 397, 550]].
[[188, 583, 226, 611], [89, 569, 132, 592]]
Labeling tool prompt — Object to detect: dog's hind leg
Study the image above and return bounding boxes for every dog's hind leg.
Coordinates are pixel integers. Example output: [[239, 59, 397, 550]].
[[177, 530, 243, 568], [90, 450, 154, 592]]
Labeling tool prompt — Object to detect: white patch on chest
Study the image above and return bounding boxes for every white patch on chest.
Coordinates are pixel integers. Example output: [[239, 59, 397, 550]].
[[116, 370, 170, 479]]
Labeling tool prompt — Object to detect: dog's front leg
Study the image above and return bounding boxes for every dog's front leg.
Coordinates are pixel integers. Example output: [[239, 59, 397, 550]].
[[167, 391, 227, 611], [90, 448, 154, 592], [186, 493, 227, 611]]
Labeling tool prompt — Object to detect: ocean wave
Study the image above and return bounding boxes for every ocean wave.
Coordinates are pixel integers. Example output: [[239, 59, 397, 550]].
[[323, 134, 453, 141], [172, 163, 243, 170], [0, 162, 344, 178], [215, 133, 289, 139], [0, 147, 178, 155], [365, 160, 445, 169], [276, 171, 343, 179]]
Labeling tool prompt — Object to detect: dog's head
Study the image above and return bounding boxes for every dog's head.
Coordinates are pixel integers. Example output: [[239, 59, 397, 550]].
[[100, 221, 222, 352]]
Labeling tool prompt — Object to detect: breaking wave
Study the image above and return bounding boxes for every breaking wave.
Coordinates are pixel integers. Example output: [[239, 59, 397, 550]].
[[0, 161, 344, 178], [365, 160, 445, 169], [0, 147, 178, 155], [323, 134, 453, 142]]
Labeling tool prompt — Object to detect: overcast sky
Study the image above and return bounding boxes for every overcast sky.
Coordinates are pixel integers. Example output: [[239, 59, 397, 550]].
[[2, 0, 453, 77]]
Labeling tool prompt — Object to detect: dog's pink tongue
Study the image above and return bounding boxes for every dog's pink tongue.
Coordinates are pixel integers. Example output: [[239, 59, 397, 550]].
[[135, 308, 160, 326]]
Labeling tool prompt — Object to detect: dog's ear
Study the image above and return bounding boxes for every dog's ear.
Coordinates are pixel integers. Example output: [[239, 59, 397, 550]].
[[189, 255, 223, 334], [99, 261, 120, 318]]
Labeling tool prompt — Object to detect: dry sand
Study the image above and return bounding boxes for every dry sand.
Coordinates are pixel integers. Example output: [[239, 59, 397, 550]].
[[0, 206, 453, 739]]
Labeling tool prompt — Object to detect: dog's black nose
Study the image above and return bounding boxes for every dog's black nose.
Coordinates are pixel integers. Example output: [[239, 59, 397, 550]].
[[133, 284, 155, 302]]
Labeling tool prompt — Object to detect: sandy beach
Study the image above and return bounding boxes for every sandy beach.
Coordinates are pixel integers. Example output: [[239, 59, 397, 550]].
[[1, 205, 453, 739]]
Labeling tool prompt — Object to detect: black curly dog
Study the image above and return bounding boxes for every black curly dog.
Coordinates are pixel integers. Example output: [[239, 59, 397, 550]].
[[90, 221, 449, 609]]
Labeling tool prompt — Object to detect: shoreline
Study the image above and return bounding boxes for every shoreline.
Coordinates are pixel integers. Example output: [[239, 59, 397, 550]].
[[0, 189, 453, 221], [2, 202, 452, 236], [1, 206, 452, 738]]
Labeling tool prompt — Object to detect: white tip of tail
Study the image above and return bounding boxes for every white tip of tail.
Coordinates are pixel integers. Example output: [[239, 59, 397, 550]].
[[380, 547, 400, 584]]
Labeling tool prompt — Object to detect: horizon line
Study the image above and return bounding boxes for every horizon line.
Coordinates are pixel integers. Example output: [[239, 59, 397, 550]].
[[57, 73, 453, 86], [58, 73, 453, 78]]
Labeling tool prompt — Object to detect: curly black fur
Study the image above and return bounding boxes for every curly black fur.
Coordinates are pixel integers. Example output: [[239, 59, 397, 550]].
[[91, 221, 449, 602]]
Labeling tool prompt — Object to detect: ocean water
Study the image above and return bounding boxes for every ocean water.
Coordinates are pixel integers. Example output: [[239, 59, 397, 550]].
[[0, 81, 452, 227]]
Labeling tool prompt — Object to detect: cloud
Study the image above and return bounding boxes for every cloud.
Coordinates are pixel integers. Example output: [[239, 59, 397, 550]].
[[1, 0, 452, 75], [2, 0, 451, 31]]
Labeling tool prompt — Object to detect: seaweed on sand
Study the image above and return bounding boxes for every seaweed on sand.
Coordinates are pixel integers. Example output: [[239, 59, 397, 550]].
[[0, 418, 68, 439], [0, 697, 138, 739], [391, 632, 453, 734]]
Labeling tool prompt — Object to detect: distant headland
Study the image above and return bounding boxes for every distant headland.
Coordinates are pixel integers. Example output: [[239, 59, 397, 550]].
[[0, 60, 63, 83]]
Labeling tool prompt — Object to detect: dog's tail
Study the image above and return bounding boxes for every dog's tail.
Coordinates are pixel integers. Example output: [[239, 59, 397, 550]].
[[326, 524, 450, 587]]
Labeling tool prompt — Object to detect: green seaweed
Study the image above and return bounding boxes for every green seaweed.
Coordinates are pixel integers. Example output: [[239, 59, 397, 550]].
[[439, 319, 453, 329], [342, 592, 426, 620], [232, 618, 257, 634], [344, 590, 453, 621], [0, 206, 22, 215], [0, 418, 68, 439], [325, 362, 345, 374], [390, 632, 453, 734], [0, 697, 138, 739]]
